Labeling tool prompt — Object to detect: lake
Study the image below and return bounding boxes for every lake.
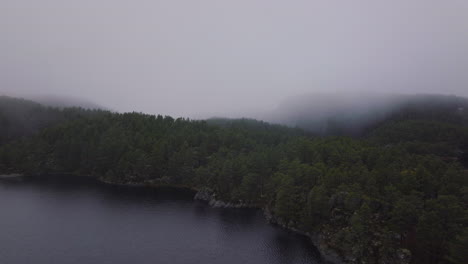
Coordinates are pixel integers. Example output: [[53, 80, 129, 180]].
[[0, 176, 323, 264]]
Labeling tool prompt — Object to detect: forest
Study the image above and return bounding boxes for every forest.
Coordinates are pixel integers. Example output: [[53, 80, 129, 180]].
[[0, 95, 467, 264]]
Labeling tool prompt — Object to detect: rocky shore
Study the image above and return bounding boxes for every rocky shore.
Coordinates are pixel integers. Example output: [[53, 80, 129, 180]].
[[263, 207, 345, 264], [194, 188, 411, 264], [17, 175, 409, 264], [194, 188, 346, 264], [194, 188, 258, 208]]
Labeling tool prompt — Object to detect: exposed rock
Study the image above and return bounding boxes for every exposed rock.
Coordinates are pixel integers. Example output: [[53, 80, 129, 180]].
[[263, 207, 346, 264], [195, 189, 410, 264], [397, 249, 412, 264], [380, 248, 411, 264], [194, 188, 214, 201], [194, 189, 256, 208]]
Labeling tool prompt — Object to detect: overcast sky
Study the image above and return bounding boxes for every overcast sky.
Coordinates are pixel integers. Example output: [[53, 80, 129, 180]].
[[1, 0, 467, 118]]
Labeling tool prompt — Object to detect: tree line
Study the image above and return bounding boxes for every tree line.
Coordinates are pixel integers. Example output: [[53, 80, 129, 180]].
[[0, 96, 467, 264]]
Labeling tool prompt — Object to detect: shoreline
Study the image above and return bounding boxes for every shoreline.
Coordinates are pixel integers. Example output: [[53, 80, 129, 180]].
[[192, 188, 345, 264], [11, 174, 346, 263], [97, 178, 346, 263]]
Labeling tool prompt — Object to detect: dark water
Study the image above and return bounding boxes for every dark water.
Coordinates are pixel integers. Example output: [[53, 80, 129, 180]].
[[0, 176, 322, 264]]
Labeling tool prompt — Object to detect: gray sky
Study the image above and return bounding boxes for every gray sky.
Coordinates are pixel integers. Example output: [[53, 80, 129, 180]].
[[1, 0, 468, 118]]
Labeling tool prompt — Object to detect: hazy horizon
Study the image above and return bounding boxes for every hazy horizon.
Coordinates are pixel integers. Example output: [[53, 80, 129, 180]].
[[2, 1, 468, 119]]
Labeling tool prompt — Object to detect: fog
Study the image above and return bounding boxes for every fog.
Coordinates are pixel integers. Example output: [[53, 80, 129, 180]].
[[1, 0, 468, 119]]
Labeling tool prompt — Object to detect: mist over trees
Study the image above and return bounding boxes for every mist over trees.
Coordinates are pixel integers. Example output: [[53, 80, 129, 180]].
[[0, 94, 467, 264], [0, 96, 105, 145], [266, 93, 468, 136]]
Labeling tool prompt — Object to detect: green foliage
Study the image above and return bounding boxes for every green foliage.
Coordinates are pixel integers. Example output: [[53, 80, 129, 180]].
[[305, 185, 329, 229], [447, 227, 468, 264], [1, 96, 467, 264], [416, 196, 466, 264], [0, 96, 105, 146]]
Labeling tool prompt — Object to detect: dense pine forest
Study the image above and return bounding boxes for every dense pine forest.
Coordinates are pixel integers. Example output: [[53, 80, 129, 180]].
[[0, 95, 467, 264]]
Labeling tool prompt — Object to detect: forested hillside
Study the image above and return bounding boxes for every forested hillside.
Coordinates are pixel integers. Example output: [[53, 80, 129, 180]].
[[269, 94, 468, 136], [0, 95, 467, 264], [0, 96, 105, 145]]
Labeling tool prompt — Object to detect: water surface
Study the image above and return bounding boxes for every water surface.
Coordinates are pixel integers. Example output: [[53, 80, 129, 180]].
[[0, 176, 322, 264]]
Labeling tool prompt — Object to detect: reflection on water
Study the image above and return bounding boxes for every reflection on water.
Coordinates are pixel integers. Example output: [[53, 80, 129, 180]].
[[0, 176, 322, 264]]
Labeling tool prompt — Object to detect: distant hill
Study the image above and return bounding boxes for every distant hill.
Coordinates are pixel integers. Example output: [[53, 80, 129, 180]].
[[206, 117, 307, 134], [266, 93, 468, 136], [0, 96, 106, 145], [29, 95, 107, 110]]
